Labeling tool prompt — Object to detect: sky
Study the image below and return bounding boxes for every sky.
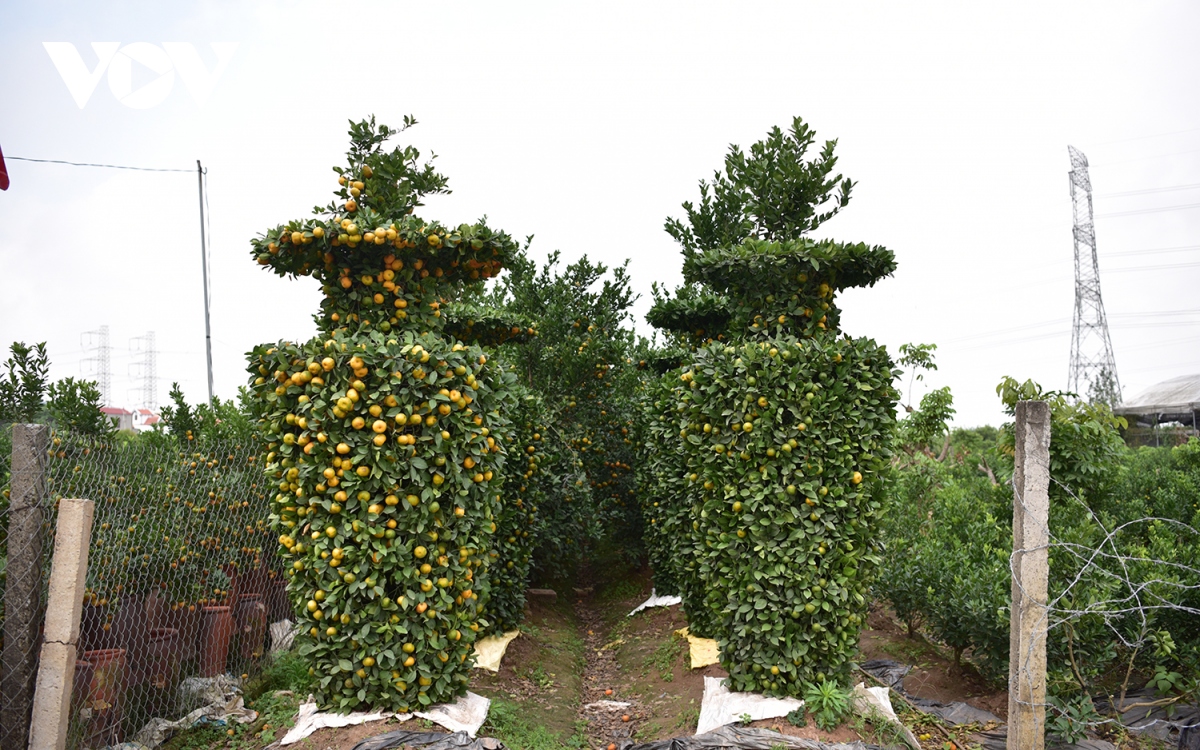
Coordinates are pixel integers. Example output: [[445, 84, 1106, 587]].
[[1, 1, 1198, 428]]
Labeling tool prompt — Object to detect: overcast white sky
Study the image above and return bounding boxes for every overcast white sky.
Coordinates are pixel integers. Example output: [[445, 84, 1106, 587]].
[[2, 1, 1198, 427]]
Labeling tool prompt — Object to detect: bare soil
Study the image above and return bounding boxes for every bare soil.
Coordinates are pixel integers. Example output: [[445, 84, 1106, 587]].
[[195, 567, 1028, 750], [860, 605, 1009, 721]]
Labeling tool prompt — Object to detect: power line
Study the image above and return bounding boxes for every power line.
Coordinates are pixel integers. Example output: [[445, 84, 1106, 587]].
[[5, 156, 193, 173], [1096, 183, 1200, 199], [1089, 147, 1200, 167], [1102, 244, 1200, 259], [1110, 309, 1200, 319], [1105, 261, 1200, 273], [1087, 125, 1200, 147], [1095, 201, 1200, 219]]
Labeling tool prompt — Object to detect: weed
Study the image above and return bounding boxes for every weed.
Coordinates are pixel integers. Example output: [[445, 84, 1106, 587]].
[[647, 637, 679, 682], [242, 651, 314, 701], [1048, 694, 1100, 745], [786, 707, 807, 727], [484, 697, 580, 750], [520, 622, 543, 639], [803, 680, 852, 732], [850, 704, 909, 748], [676, 703, 700, 732], [738, 712, 754, 726], [526, 665, 555, 689]]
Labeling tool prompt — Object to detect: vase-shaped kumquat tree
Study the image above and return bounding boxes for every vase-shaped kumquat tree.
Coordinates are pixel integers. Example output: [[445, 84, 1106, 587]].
[[247, 117, 521, 711], [648, 117, 899, 695]]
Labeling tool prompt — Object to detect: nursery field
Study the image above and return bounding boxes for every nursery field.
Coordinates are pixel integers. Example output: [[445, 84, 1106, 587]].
[[2, 113, 1197, 750]]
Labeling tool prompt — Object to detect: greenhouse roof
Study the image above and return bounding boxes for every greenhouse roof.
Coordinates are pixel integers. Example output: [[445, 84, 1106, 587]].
[[1114, 373, 1200, 422]]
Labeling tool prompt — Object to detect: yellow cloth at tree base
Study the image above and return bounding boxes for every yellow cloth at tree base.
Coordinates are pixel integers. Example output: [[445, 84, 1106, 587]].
[[674, 627, 720, 669], [472, 630, 520, 672]]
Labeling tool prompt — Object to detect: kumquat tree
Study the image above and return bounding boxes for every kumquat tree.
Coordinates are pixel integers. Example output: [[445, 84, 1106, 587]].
[[246, 117, 524, 711], [645, 117, 899, 696]]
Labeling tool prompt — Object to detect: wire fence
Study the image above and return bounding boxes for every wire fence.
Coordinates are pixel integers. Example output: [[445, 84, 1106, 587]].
[[1008, 410, 1200, 747], [38, 430, 286, 749]]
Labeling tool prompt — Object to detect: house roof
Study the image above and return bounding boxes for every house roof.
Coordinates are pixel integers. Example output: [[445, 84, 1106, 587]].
[[100, 407, 133, 416], [1114, 374, 1200, 417]]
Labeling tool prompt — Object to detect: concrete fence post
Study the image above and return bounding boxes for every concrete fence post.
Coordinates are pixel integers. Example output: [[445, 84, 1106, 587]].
[[28, 498, 95, 750], [1008, 401, 1051, 750], [2, 425, 49, 750]]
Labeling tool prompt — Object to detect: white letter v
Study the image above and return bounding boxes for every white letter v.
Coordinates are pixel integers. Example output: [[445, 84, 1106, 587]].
[[43, 42, 120, 109]]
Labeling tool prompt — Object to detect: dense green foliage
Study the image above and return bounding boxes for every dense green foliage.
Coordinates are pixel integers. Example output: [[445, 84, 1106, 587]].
[[480, 251, 643, 576], [644, 116, 898, 695], [247, 119, 526, 711], [878, 379, 1200, 711]]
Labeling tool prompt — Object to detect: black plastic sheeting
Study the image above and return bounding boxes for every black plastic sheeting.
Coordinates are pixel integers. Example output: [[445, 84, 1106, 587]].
[[859, 659, 1003, 727], [970, 728, 1118, 750], [350, 729, 507, 750], [624, 725, 885, 749], [1095, 688, 1200, 745], [348, 725, 888, 750], [862, 658, 1200, 749]]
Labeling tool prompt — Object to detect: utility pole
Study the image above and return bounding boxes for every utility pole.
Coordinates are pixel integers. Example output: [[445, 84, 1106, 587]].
[[197, 160, 214, 405], [1067, 146, 1121, 405], [80, 325, 111, 406]]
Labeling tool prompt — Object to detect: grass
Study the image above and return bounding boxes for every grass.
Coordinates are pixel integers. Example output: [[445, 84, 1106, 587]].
[[646, 634, 680, 682], [482, 698, 587, 750]]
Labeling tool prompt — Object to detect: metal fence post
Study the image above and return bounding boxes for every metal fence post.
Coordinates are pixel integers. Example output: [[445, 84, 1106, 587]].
[[28, 498, 94, 750], [2, 424, 49, 750], [1008, 401, 1051, 750]]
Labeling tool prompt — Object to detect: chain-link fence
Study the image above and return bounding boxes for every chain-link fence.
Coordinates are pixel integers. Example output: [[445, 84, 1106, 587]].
[[35, 430, 285, 749], [1, 424, 56, 750]]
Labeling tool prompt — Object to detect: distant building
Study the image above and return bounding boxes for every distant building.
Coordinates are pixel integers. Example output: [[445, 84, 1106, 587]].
[[1113, 374, 1200, 448], [99, 407, 135, 432], [133, 408, 161, 431]]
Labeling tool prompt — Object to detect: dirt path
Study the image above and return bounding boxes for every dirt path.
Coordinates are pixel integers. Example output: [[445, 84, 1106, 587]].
[[573, 574, 646, 750]]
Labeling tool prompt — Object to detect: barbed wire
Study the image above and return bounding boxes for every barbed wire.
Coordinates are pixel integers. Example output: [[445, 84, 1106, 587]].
[[1008, 445, 1200, 743]]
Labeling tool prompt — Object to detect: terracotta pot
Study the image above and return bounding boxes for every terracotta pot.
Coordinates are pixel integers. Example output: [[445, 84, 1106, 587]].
[[144, 628, 180, 689], [200, 606, 234, 677], [235, 594, 268, 659], [73, 659, 94, 707], [163, 604, 204, 663], [144, 588, 166, 630], [80, 649, 125, 711], [113, 594, 150, 655], [79, 604, 114, 653]]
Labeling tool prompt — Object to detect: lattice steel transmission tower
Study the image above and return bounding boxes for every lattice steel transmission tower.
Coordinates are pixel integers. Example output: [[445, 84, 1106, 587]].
[[81, 324, 112, 406], [1067, 146, 1121, 405], [130, 331, 159, 410]]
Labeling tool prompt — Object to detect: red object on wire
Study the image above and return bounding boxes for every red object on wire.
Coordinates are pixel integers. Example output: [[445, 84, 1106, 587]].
[[0, 144, 9, 190]]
